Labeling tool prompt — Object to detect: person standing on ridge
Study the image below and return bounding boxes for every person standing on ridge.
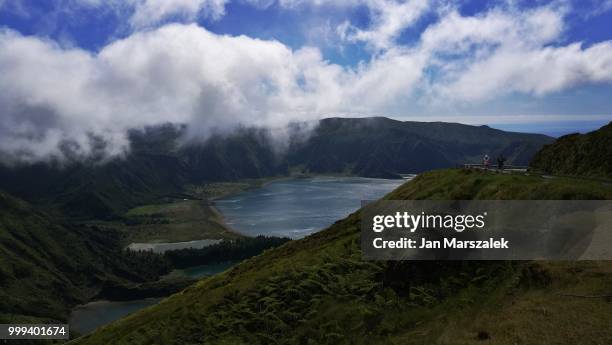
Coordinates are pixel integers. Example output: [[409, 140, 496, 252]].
[[483, 154, 490, 170], [497, 154, 506, 170]]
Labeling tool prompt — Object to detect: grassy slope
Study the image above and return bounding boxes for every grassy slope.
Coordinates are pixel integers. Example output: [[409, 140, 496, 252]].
[[79, 180, 263, 245], [530, 121, 612, 179], [121, 200, 240, 243], [75, 169, 612, 345], [0, 191, 170, 324], [114, 179, 276, 243]]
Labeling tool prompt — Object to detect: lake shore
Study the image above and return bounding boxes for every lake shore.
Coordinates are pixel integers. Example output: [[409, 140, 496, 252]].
[[214, 175, 407, 238], [204, 174, 331, 236]]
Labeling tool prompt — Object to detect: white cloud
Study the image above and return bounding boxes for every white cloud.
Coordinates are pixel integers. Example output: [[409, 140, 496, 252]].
[[0, 22, 434, 162], [419, 4, 612, 102], [283, 0, 431, 51], [129, 0, 230, 28], [435, 42, 612, 102], [420, 6, 565, 54], [0, 0, 29, 17], [1, 2, 612, 163], [123, 0, 432, 49], [61, 0, 230, 28], [340, 0, 431, 50], [0, 25, 348, 162], [584, 0, 612, 18]]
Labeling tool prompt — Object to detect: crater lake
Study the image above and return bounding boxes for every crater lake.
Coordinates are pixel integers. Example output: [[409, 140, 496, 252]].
[[215, 176, 411, 238]]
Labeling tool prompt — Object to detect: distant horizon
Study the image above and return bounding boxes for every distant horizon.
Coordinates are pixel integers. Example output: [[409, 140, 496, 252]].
[[491, 120, 611, 137], [359, 114, 612, 137]]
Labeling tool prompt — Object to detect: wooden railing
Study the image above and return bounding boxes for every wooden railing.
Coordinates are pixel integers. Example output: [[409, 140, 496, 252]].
[[462, 164, 612, 184], [463, 163, 529, 171]]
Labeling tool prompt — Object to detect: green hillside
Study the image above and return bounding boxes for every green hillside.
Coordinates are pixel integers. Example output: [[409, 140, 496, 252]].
[[530, 121, 612, 179], [75, 169, 612, 345], [289, 117, 551, 177], [0, 191, 170, 323]]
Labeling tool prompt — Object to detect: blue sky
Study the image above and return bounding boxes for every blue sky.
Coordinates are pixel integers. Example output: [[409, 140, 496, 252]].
[[3, 1, 612, 65], [0, 0, 612, 161]]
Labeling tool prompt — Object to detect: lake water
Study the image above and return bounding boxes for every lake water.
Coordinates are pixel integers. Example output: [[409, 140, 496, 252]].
[[215, 176, 408, 238], [69, 261, 235, 335], [70, 298, 162, 335]]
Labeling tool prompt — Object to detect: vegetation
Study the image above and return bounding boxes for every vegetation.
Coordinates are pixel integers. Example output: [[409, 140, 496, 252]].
[[94, 236, 293, 301], [164, 236, 291, 268], [0, 192, 172, 323], [387, 168, 612, 200], [0, 190, 292, 329], [119, 200, 240, 243], [186, 181, 257, 200], [74, 169, 612, 344], [530, 121, 612, 179], [95, 277, 198, 302]]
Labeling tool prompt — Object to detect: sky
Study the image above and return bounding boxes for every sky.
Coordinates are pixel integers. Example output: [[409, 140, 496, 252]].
[[0, 0, 612, 162]]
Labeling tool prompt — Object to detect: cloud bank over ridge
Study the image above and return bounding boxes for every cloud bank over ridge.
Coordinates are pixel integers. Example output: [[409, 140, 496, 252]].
[[1, 1, 612, 163]]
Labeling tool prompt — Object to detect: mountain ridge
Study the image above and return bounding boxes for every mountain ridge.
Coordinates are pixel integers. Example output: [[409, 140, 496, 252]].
[[0, 117, 553, 219]]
